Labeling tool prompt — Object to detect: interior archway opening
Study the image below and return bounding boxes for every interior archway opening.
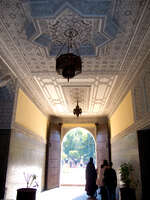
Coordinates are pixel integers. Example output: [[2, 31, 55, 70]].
[[60, 127, 96, 186]]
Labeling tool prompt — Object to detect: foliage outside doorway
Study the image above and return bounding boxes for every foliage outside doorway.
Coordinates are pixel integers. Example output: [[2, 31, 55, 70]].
[[60, 127, 96, 186]]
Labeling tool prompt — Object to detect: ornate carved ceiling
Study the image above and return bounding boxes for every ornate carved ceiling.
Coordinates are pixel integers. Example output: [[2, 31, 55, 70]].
[[0, 0, 150, 117]]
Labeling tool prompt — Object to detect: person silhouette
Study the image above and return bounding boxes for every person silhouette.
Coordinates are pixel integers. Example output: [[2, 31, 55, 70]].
[[96, 160, 109, 200], [85, 157, 98, 197], [103, 161, 117, 200]]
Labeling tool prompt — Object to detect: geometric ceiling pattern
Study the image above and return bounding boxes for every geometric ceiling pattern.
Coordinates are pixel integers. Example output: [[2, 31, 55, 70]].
[[34, 75, 116, 116], [24, 0, 119, 56], [0, 0, 150, 117]]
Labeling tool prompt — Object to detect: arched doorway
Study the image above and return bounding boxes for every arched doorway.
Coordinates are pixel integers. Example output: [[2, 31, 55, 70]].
[[60, 127, 96, 186]]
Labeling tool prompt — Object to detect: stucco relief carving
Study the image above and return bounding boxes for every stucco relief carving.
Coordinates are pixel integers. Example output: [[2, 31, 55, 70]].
[[34, 75, 115, 116], [133, 81, 146, 121], [0, 58, 15, 89], [133, 53, 150, 121], [0, 0, 150, 117], [107, 8, 150, 116]]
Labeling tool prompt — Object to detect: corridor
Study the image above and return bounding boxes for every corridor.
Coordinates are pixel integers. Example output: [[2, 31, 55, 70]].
[[37, 186, 101, 200]]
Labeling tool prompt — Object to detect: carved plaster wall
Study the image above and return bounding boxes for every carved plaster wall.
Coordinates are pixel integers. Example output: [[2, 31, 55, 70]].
[[0, 0, 150, 118], [133, 52, 150, 122]]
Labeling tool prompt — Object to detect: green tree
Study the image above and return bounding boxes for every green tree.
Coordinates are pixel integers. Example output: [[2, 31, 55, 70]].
[[62, 152, 67, 161], [69, 150, 80, 162], [62, 128, 96, 164]]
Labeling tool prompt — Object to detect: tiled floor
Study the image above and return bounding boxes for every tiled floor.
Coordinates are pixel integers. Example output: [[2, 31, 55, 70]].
[[36, 186, 101, 200]]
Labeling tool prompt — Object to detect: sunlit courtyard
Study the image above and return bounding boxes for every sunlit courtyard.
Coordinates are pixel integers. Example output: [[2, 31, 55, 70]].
[[60, 127, 96, 186], [61, 166, 86, 185]]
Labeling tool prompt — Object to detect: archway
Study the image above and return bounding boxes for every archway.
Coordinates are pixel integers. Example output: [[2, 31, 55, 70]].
[[60, 127, 96, 186]]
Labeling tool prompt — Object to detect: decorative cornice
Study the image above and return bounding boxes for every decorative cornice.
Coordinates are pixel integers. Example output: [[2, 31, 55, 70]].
[[0, 42, 52, 116], [108, 20, 150, 117]]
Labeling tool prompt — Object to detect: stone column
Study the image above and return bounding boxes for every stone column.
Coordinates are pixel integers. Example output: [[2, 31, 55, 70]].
[[96, 123, 111, 169]]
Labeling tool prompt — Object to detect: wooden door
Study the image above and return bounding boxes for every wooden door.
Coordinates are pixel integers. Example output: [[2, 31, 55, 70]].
[[138, 129, 150, 200], [45, 123, 61, 190], [0, 130, 11, 199]]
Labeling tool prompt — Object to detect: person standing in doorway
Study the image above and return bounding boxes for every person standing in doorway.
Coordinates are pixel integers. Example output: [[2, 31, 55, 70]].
[[85, 157, 98, 197], [96, 160, 109, 200], [103, 161, 117, 200]]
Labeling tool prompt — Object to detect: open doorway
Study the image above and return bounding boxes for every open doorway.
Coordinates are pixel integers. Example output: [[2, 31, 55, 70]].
[[137, 128, 150, 200], [60, 127, 96, 186]]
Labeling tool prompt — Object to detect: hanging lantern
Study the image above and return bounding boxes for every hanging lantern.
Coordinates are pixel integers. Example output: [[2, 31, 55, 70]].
[[73, 100, 82, 117], [56, 29, 82, 82]]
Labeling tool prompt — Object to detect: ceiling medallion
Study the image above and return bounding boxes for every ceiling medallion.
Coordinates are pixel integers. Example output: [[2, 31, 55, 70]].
[[73, 100, 82, 117], [56, 29, 82, 82]]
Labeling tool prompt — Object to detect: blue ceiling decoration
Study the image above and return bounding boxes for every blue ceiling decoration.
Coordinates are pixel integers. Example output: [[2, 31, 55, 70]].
[[29, 0, 112, 18], [24, 0, 120, 56]]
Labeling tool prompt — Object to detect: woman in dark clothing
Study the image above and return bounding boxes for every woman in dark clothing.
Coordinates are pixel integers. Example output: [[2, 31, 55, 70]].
[[85, 157, 98, 197]]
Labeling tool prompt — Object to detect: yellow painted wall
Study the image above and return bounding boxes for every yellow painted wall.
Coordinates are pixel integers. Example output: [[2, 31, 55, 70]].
[[110, 91, 134, 138], [15, 89, 48, 140]]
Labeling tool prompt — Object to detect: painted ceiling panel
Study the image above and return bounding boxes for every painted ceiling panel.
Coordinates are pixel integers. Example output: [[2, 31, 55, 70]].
[[0, 0, 150, 117]]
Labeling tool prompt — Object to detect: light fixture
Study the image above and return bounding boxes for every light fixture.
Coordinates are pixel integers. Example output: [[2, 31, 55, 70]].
[[73, 100, 82, 117], [56, 29, 82, 82]]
